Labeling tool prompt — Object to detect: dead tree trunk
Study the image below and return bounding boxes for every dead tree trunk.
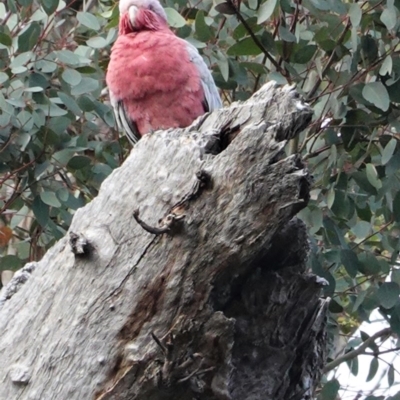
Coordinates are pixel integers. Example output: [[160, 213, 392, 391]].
[[0, 82, 327, 400]]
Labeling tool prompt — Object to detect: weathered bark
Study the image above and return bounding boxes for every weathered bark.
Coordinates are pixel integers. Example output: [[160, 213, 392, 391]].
[[0, 82, 327, 400]]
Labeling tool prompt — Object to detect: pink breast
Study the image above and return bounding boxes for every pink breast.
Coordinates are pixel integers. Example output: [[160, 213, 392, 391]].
[[106, 29, 205, 136]]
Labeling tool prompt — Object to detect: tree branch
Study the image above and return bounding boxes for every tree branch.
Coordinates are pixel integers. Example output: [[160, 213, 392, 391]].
[[323, 328, 392, 373]]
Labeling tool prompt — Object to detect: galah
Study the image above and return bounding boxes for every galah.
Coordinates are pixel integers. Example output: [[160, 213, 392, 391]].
[[106, 0, 222, 145]]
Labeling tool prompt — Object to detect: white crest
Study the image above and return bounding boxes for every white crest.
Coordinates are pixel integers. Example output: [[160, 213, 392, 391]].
[[119, 0, 167, 22]]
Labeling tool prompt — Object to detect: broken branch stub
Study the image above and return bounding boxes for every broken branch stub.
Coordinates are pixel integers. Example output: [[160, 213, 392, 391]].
[[0, 82, 326, 400]]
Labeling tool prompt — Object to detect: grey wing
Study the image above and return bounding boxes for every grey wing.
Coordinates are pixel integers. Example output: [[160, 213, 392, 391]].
[[183, 40, 222, 112], [116, 101, 141, 145], [109, 91, 140, 145]]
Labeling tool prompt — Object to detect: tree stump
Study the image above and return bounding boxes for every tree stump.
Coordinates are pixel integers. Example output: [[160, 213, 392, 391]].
[[0, 82, 327, 400]]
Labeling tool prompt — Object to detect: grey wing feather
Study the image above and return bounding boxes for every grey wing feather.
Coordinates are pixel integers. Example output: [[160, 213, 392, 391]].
[[117, 101, 140, 145], [110, 91, 140, 145], [183, 40, 222, 112]]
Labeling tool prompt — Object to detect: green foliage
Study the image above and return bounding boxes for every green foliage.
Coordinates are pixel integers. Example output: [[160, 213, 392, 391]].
[[319, 379, 340, 400], [1, 0, 400, 397], [0, 0, 121, 262]]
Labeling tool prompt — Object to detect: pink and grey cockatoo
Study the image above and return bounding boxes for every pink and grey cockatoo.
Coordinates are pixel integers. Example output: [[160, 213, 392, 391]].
[[106, 0, 222, 145]]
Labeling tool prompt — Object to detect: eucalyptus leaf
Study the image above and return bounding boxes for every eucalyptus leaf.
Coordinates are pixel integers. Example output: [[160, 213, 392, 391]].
[[319, 379, 340, 400], [40, 0, 59, 15], [164, 8, 186, 28], [77, 12, 101, 30], [340, 249, 360, 277], [349, 3, 362, 27], [388, 364, 395, 387], [257, 0, 277, 24], [362, 82, 390, 112], [227, 37, 263, 56], [0, 33, 12, 47], [195, 10, 213, 42], [86, 36, 108, 49], [365, 164, 382, 189], [0, 255, 24, 272], [62, 69, 82, 87], [40, 191, 62, 207], [32, 196, 50, 227], [366, 358, 379, 382], [214, 2, 237, 15], [382, 138, 397, 165], [18, 22, 41, 52], [380, 56, 393, 76], [381, 7, 397, 30], [377, 282, 400, 309]]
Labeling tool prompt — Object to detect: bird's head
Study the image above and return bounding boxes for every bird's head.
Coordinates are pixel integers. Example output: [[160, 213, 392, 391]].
[[119, 0, 168, 33]]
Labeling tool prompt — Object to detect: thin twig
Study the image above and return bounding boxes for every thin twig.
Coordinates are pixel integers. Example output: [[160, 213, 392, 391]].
[[323, 328, 392, 373], [0, 11, 12, 26], [307, 18, 351, 100], [290, 0, 302, 33], [226, 0, 287, 78], [365, 346, 400, 356], [351, 219, 393, 250]]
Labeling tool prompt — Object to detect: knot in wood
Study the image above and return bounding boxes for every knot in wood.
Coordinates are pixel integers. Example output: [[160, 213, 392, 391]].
[[69, 231, 91, 257]]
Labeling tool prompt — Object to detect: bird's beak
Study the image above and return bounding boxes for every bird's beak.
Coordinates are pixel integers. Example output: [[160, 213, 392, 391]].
[[128, 5, 138, 28]]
